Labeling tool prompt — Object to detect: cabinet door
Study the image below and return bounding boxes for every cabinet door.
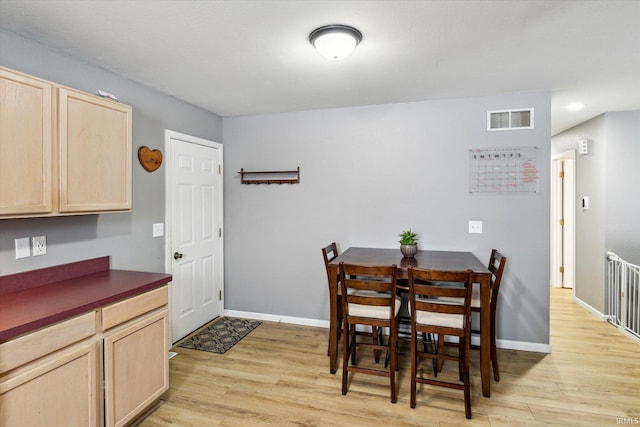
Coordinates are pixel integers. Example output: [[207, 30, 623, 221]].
[[58, 87, 131, 213], [0, 68, 53, 215], [103, 309, 169, 427], [0, 341, 98, 427]]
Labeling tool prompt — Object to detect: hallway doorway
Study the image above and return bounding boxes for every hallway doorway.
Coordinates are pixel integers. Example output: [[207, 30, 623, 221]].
[[551, 150, 576, 289]]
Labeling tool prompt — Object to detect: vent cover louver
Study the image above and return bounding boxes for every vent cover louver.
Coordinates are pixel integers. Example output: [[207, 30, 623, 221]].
[[487, 108, 534, 130]]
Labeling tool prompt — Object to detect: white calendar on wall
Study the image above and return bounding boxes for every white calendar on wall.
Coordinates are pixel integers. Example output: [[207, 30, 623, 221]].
[[469, 146, 540, 193]]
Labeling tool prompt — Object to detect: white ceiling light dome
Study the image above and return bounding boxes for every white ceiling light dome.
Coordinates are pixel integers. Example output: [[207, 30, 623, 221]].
[[309, 25, 363, 60]]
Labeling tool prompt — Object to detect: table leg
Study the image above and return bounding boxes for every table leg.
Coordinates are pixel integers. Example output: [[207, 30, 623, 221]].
[[328, 265, 338, 374], [480, 273, 491, 397]]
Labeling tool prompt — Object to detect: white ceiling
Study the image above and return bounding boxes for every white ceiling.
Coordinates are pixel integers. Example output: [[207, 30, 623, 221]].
[[1, 0, 638, 135]]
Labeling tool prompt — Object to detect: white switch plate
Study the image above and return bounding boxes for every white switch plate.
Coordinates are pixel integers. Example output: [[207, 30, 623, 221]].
[[153, 223, 164, 237], [582, 196, 590, 210], [15, 237, 31, 259], [32, 235, 47, 256], [468, 220, 483, 234]]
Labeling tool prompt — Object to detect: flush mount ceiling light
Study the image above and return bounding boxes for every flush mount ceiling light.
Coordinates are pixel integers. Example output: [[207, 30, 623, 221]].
[[309, 24, 362, 60]]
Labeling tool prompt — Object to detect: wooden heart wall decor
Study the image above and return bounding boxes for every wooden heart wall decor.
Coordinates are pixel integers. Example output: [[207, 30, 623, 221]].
[[138, 146, 163, 172]]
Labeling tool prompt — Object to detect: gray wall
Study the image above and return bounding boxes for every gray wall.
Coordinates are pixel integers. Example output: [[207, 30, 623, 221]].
[[0, 29, 222, 276], [552, 111, 640, 313], [552, 115, 606, 312], [605, 111, 640, 266], [224, 92, 551, 347]]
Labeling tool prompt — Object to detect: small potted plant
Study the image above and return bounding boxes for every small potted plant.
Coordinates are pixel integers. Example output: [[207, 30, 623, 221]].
[[398, 229, 419, 258]]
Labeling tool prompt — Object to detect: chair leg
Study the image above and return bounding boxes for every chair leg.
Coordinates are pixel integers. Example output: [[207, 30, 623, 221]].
[[463, 338, 472, 419], [463, 364, 472, 418], [372, 326, 381, 363], [410, 330, 417, 408], [350, 326, 357, 365], [342, 323, 350, 395], [434, 334, 445, 376], [329, 302, 343, 356], [424, 333, 438, 374], [458, 340, 464, 382], [395, 327, 400, 372], [490, 311, 500, 382], [328, 320, 340, 357], [389, 324, 397, 403]]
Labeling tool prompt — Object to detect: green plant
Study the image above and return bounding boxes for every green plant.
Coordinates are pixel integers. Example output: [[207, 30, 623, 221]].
[[398, 229, 419, 245]]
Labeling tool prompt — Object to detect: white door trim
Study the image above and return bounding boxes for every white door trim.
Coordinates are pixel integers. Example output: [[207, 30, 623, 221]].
[[164, 129, 224, 344]]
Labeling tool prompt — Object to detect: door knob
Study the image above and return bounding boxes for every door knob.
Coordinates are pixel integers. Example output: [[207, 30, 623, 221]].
[[173, 252, 183, 260]]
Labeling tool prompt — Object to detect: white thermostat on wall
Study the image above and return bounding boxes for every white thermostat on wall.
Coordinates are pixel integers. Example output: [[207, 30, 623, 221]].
[[579, 139, 589, 155]]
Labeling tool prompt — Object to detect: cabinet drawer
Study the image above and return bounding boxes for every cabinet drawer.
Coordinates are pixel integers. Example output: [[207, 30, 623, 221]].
[[0, 311, 96, 374], [102, 286, 168, 331]]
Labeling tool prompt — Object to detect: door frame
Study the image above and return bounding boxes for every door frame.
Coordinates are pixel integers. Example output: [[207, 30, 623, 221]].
[[163, 130, 224, 344], [551, 149, 576, 292]]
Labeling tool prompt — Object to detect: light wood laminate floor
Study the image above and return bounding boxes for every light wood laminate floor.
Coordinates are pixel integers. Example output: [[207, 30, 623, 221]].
[[139, 288, 639, 426]]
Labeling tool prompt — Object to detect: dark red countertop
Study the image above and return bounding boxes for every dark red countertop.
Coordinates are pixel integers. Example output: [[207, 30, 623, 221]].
[[0, 257, 172, 342]]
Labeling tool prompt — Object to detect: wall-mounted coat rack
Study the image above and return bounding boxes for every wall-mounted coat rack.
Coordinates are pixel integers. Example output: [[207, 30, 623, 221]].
[[238, 167, 300, 185]]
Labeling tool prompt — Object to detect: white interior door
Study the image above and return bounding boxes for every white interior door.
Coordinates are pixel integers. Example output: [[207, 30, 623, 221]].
[[551, 151, 575, 289], [165, 130, 223, 343]]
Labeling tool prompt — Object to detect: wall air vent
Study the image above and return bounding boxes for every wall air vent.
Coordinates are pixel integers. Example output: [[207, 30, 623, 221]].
[[487, 108, 534, 131]]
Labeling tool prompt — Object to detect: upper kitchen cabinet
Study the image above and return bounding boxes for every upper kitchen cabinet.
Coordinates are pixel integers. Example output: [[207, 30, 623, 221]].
[[58, 88, 131, 213], [0, 66, 132, 219], [0, 68, 54, 216]]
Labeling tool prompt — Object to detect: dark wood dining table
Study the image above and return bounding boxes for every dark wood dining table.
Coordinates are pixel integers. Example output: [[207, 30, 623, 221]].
[[327, 247, 493, 397]]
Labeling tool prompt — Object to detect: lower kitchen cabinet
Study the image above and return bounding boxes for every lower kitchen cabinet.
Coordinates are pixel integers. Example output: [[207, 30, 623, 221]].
[[0, 313, 99, 426], [0, 340, 98, 426], [101, 285, 169, 427], [0, 285, 169, 427], [103, 309, 169, 427]]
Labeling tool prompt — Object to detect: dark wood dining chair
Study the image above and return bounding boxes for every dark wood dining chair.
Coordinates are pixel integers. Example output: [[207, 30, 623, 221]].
[[322, 242, 343, 356], [408, 267, 473, 418], [323, 243, 381, 362], [339, 262, 400, 403], [470, 249, 507, 382]]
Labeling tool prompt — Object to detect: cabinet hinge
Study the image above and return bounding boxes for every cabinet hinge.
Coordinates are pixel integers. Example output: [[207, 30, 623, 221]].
[[559, 266, 564, 273], [559, 171, 565, 178], [559, 219, 564, 226], [219, 290, 222, 301]]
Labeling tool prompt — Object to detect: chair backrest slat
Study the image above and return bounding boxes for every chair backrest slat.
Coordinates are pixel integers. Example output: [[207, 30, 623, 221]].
[[408, 268, 473, 319], [339, 262, 397, 313]]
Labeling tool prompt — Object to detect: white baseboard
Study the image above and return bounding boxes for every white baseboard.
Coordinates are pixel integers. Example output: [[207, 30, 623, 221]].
[[224, 309, 551, 353], [495, 338, 551, 353], [224, 309, 329, 328], [572, 295, 608, 321]]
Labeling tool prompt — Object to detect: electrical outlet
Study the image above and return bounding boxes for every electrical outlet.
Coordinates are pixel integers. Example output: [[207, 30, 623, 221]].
[[468, 220, 483, 234], [32, 235, 47, 256]]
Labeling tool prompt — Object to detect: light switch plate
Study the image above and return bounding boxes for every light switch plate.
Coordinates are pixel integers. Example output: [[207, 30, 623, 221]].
[[468, 220, 483, 234], [32, 236, 47, 256], [15, 238, 31, 259], [153, 223, 164, 237]]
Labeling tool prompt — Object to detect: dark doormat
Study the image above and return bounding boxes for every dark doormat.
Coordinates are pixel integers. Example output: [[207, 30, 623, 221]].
[[177, 317, 262, 354]]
